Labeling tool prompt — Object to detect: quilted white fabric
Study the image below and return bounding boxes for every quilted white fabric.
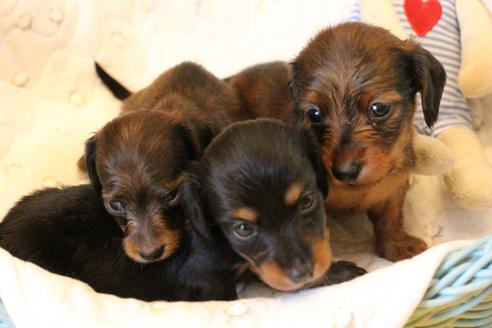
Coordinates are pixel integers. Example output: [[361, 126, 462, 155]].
[[0, 0, 491, 327]]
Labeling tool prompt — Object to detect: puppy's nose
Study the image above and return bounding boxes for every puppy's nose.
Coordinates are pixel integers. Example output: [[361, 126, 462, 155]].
[[332, 162, 361, 181], [287, 259, 314, 283], [139, 245, 164, 261]]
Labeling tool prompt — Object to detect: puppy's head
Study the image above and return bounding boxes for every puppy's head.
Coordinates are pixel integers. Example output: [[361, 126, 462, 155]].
[[183, 119, 331, 291], [290, 22, 446, 187], [85, 110, 212, 263]]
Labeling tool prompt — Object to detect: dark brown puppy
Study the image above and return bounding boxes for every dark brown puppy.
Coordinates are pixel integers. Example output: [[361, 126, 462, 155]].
[[81, 62, 239, 264], [183, 119, 365, 291], [226, 22, 446, 261], [78, 61, 239, 169]]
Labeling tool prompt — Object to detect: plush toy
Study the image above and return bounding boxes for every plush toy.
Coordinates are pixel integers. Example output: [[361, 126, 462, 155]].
[[351, 0, 492, 210]]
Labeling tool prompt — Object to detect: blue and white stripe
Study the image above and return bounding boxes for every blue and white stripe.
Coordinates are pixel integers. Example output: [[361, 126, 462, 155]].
[[349, 0, 471, 136]]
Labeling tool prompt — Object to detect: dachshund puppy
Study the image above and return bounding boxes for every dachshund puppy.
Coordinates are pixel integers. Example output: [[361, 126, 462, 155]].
[[80, 62, 240, 264], [0, 184, 237, 301], [84, 110, 214, 264], [93, 60, 241, 118], [226, 22, 446, 261], [182, 119, 366, 291]]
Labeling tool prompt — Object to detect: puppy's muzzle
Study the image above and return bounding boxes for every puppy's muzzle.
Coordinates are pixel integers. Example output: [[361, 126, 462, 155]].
[[139, 245, 165, 261], [332, 162, 361, 181], [285, 258, 314, 283], [332, 142, 365, 182]]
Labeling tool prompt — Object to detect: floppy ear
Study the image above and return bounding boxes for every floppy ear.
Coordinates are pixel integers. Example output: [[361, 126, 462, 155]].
[[84, 136, 102, 193], [180, 171, 214, 243], [299, 127, 329, 198], [411, 44, 446, 128], [176, 119, 214, 161]]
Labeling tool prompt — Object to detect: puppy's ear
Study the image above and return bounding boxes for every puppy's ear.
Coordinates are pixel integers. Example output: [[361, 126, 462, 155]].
[[299, 127, 329, 198], [176, 119, 214, 161], [410, 43, 446, 128], [180, 171, 214, 243], [287, 61, 305, 122], [287, 61, 299, 99], [84, 136, 102, 192]]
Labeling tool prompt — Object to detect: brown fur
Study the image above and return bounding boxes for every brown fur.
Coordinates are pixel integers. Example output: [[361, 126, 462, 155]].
[[78, 61, 239, 171], [227, 22, 446, 261], [81, 62, 240, 263]]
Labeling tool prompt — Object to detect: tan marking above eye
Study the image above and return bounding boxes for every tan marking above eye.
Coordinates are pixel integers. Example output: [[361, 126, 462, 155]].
[[232, 207, 257, 222], [380, 91, 402, 103], [164, 174, 185, 191], [284, 183, 303, 205]]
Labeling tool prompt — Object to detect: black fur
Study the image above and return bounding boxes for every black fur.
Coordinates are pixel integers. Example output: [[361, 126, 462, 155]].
[[95, 62, 132, 100], [0, 184, 238, 302], [182, 119, 366, 291]]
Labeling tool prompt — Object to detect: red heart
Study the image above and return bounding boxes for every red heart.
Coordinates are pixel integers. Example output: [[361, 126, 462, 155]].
[[404, 0, 442, 37]]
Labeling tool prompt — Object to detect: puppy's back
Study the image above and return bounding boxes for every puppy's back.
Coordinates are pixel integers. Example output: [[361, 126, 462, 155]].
[[0, 185, 120, 275], [122, 62, 240, 126], [226, 61, 293, 121]]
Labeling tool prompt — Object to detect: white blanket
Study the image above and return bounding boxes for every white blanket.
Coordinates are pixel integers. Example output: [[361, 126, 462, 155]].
[[1, 0, 491, 327]]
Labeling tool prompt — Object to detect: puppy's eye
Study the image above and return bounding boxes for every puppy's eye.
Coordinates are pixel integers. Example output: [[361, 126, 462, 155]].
[[299, 193, 314, 210], [233, 222, 257, 239], [108, 200, 125, 213], [369, 102, 391, 118], [164, 189, 178, 204], [306, 105, 322, 123]]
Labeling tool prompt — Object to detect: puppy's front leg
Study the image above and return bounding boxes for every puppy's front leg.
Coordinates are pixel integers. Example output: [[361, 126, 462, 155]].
[[367, 182, 427, 261]]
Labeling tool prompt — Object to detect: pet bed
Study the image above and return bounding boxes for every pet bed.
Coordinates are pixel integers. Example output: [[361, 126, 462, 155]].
[[0, 0, 491, 327]]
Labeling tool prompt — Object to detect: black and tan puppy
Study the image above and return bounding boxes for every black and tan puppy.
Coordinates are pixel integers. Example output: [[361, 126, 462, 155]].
[[81, 62, 239, 264], [183, 119, 366, 291], [0, 184, 237, 302], [227, 22, 446, 261]]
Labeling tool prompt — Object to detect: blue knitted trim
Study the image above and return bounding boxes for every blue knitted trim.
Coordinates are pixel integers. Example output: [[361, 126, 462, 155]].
[[0, 299, 15, 328]]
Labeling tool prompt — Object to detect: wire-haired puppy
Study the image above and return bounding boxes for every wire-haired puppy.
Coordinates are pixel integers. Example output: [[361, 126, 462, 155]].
[[227, 22, 446, 261], [0, 184, 237, 301], [81, 62, 239, 264], [182, 119, 366, 291]]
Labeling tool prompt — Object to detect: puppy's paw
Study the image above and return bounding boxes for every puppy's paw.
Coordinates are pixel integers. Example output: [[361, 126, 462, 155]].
[[312, 261, 367, 287], [376, 235, 427, 261]]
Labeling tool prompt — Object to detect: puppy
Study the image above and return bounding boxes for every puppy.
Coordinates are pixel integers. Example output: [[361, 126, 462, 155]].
[[226, 22, 446, 261], [0, 184, 237, 301], [84, 110, 213, 264], [95, 61, 241, 120], [81, 62, 239, 263], [182, 118, 366, 291]]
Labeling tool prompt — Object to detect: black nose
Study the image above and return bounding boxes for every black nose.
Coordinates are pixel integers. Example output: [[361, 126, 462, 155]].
[[287, 259, 314, 283], [139, 245, 165, 261], [332, 163, 361, 181]]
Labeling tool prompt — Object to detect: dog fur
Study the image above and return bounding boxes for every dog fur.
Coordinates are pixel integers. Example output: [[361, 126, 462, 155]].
[[82, 62, 239, 263], [182, 118, 366, 291], [226, 22, 446, 261], [0, 119, 365, 301], [0, 184, 238, 302]]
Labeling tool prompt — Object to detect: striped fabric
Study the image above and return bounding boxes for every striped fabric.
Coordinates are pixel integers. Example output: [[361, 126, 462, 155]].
[[349, 0, 472, 136]]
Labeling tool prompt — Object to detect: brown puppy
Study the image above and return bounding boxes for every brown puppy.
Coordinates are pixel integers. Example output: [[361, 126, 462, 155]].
[[79, 61, 239, 170], [83, 62, 239, 263], [227, 22, 446, 261]]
